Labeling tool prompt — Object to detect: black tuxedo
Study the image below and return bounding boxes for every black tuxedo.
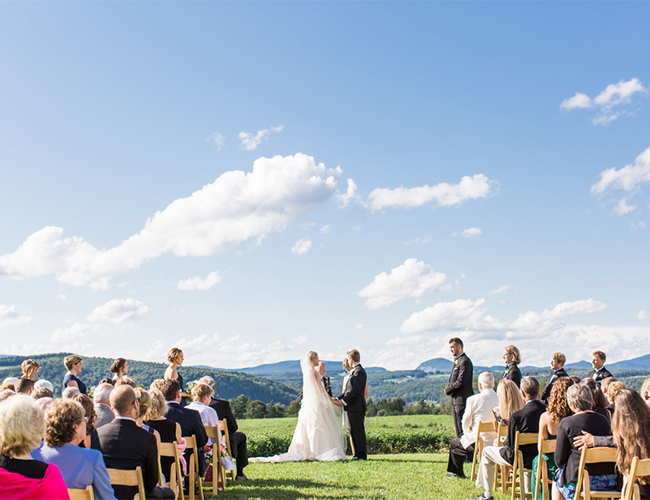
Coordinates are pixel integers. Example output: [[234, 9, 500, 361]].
[[323, 376, 332, 397], [208, 397, 248, 476], [587, 367, 613, 383], [444, 352, 474, 437], [165, 401, 209, 475], [499, 399, 546, 468], [91, 417, 158, 499], [339, 363, 367, 459], [503, 363, 521, 388], [541, 367, 568, 403]]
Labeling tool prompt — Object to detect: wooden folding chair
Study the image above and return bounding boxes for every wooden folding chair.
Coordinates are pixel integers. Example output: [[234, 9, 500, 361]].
[[574, 446, 621, 500], [107, 466, 146, 500], [203, 425, 225, 495], [623, 457, 650, 500], [495, 424, 512, 493], [218, 419, 236, 483], [159, 441, 185, 500], [67, 485, 95, 500], [533, 434, 557, 500], [511, 431, 539, 500], [471, 421, 496, 481], [185, 435, 205, 500]]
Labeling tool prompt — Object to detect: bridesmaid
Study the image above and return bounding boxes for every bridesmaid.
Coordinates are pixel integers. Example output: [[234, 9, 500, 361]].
[[62, 355, 87, 395], [164, 348, 189, 406]]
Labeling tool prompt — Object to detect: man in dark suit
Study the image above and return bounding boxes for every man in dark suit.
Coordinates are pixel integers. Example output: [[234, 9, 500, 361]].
[[444, 337, 474, 438], [473, 376, 546, 500], [335, 349, 367, 460], [91, 385, 159, 500], [198, 376, 251, 481], [318, 361, 333, 397], [160, 379, 209, 477], [587, 350, 613, 383], [540, 352, 569, 403]]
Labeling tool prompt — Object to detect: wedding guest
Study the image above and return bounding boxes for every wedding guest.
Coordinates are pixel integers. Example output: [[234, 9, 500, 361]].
[[0, 395, 68, 499], [582, 378, 610, 421], [587, 351, 613, 383], [605, 380, 625, 415], [164, 348, 188, 404], [199, 375, 251, 481], [2, 377, 18, 391], [20, 359, 40, 380], [94, 383, 115, 429], [145, 388, 183, 485], [114, 376, 136, 388], [31, 400, 116, 500], [552, 383, 616, 500], [187, 383, 221, 445], [444, 337, 474, 438], [502, 345, 522, 388], [109, 358, 128, 380], [32, 386, 54, 400], [641, 378, 650, 408], [0, 389, 15, 403], [35, 397, 55, 413], [541, 352, 568, 403], [446, 372, 498, 479], [63, 387, 81, 399], [150, 379, 166, 392], [16, 378, 34, 395], [63, 354, 87, 394], [492, 379, 524, 432], [600, 376, 616, 398], [34, 379, 54, 393], [72, 393, 97, 449], [133, 388, 161, 453], [531, 377, 574, 499]]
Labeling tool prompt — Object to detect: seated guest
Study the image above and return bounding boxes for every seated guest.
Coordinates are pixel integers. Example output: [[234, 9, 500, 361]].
[[62, 386, 80, 399], [150, 379, 166, 392], [446, 372, 498, 479], [604, 380, 625, 415], [31, 400, 117, 500], [72, 393, 98, 449], [492, 379, 524, 432], [1, 377, 18, 392], [109, 358, 129, 380], [473, 376, 546, 500], [133, 388, 161, 449], [0, 395, 68, 499], [502, 345, 522, 388], [63, 354, 87, 394], [145, 388, 183, 484], [541, 352, 569, 403], [15, 378, 34, 396], [186, 383, 221, 446], [34, 379, 54, 393], [94, 383, 115, 428], [35, 397, 55, 413], [0, 388, 15, 402], [641, 378, 650, 409], [199, 375, 251, 481], [91, 385, 161, 500], [20, 359, 40, 380], [582, 378, 611, 421], [114, 376, 136, 388], [32, 386, 54, 400], [587, 351, 613, 383], [531, 377, 574, 499], [552, 383, 616, 500], [600, 376, 616, 399]]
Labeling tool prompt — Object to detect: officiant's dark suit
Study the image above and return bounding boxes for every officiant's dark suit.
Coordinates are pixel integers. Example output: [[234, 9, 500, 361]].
[[444, 339, 474, 438], [339, 360, 367, 460]]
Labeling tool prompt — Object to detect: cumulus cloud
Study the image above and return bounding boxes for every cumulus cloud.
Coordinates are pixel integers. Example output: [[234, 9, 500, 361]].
[[87, 298, 150, 324], [219, 334, 308, 366], [51, 322, 92, 343], [0, 305, 31, 329], [0, 154, 341, 288], [336, 178, 362, 207], [358, 258, 450, 310], [177, 271, 222, 291], [453, 227, 483, 238], [207, 133, 225, 150], [238, 125, 284, 151], [367, 174, 497, 212], [561, 78, 647, 125], [638, 311, 649, 320], [630, 221, 646, 230], [291, 237, 312, 256]]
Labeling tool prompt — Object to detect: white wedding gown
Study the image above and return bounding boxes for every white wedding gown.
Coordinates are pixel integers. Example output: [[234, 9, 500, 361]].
[[250, 354, 347, 462]]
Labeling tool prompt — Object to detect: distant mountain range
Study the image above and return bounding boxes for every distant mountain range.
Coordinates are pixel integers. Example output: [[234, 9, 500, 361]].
[[193, 360, 387, 376]]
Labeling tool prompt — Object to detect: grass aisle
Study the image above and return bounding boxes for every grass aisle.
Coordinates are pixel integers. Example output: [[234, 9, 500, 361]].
[[205, 453, 512, 500]]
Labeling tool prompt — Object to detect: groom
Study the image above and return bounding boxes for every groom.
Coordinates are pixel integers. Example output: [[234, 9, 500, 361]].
[[335, 349, 367, 460]]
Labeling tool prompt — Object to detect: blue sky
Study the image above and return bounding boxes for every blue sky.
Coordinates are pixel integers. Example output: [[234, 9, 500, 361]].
[[1, 2, 649, 371]]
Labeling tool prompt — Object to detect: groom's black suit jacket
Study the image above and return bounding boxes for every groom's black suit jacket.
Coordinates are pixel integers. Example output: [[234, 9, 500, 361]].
[[339, 364, 367, 413]]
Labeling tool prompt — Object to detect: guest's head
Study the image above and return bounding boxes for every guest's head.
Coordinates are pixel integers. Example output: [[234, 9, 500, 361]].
[[477, 372, 495, 391], [2, 377, 18, 391], [497, 379, 524, 422], [32, 387, 54, 400], [503, 345, 521, 366], [150, 379, 166, 392], [607, 381, 625, 404], [34, 379, 53, 392], [145, 389, 167, 421], [448, 338, 463, 357], [114, 376, 136, 388], [567, 383, 594, 412], [62, 387, 80, 399], [347, 349, 361, 364], [21, 359, 40, 380], [640, 378, 650, 408], [160, 379, 181, 402], [44, 400, 86, 447], [134, 387, 151, 422], [601, 376, 617, 396], [308, 351, 319, 366], [582, 378, 608, 410], [15, 378, 34, 395], [550, 352, 566, 370], [569, 375, 581, 384], [72, 393, 96, 435], [93, 383, 114, 405], [591, 350, 606, 370], [547, 377, 574, 422], [521, 376, 540, 401], [110, 385, 139, 418], [612, 388, 650, 479], [110, 357, 129, 377], [0, 389, 15, 403], [318, 361, 327, 377], [0, 395, 45, 457], [198, 376, 216, 392], [167, 348, 184, 366], [64, 355, 83, 373], [99, 377, 115, 386], [191, 383, 214, 405], [35, 397, 55, 413]]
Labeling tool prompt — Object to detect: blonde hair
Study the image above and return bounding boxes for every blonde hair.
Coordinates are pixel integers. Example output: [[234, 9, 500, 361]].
[[167, 348, 183, 364], [551, 352, 566, 366], [64, 355, 83, 371], [134, 387, 151, 420], [307, 351, 319, 361], [504, 345, 520, 365], [21, 359, 40, 379], [0, 395, 46, 456], [145, 388, 167, 421], [114, 376, 136, 388], [191, 383, 214, 402], [497, 379, 524, 421], [607, 381, 625, 404]]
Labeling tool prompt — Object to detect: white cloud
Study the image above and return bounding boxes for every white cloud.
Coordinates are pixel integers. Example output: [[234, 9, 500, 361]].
[[320, 225, 332, 234], [219, 334, 307, 366], [638, 311, 649, 320], [367, 174, 497, 212], [355, 323, 363, 329], [405, 236, 432, 245], [0, 305, 31, 329], [613, 198, 637, 215], [51, 322, 91, 343], [336, 178, 362, 207], [488, 285, 510, 295], [291, 237, 312, 256], [631, 221, 646, 230], [87, 298, 150, 324], [207, 133, 225, 150], [561, 78, 647, 126], [238, 125, 284, 151], [0, 154, 341, 288], [358, 258, 449, 310], [177, 271, 222, 291], [453, 227, 483, 238]]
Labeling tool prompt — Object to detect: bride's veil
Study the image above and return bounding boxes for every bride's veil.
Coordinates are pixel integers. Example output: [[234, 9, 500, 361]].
[[300, 353, 323, 404]]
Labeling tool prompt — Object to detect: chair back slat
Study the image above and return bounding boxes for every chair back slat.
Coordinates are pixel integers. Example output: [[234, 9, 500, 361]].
[[158, 441, 184, 500], [623, 457, 650, 500], [575, 447, 619, 500], [67, 486, 95, 500], [107, 466, 146, 500]]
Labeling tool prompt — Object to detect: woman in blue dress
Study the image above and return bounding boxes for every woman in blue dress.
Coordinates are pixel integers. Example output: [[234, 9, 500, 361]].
[[62, 355, 86, 395], [164, 347, 188, 406]]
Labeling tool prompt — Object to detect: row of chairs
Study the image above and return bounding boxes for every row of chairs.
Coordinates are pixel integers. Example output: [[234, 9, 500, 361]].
[[68, 419, 236, 500]]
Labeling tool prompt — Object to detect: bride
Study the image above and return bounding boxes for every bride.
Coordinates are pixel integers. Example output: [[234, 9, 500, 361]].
[[250, 351, 347, 461]]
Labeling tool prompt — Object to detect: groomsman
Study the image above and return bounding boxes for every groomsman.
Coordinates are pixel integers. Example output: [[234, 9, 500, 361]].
[[540, 352, 568, 403], [336, 349, 367, 460], [444, 338, 474, 439], [587, 351, 613, 383]]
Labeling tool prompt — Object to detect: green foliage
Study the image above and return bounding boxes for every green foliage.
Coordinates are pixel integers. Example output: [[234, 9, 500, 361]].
[[285, 400, 301, 417], [245, 400, 268, 419]]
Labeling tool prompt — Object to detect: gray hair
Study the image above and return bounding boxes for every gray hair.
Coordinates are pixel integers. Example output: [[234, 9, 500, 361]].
[[567, 383, 594, 412], [62, 387, 80, 399], [198, 376, 215, 391], [93, 383, 114, 403], [478, 372, 495, 389], [34, 380, 53, 392]]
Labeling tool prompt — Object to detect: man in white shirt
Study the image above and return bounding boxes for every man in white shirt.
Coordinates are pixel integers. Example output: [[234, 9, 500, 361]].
[[186, 383, 221, 446], [446, 372, 498, 478]]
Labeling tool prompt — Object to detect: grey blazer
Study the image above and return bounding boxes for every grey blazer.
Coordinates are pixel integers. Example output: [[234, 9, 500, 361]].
[[94, 403, 115, 429]]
